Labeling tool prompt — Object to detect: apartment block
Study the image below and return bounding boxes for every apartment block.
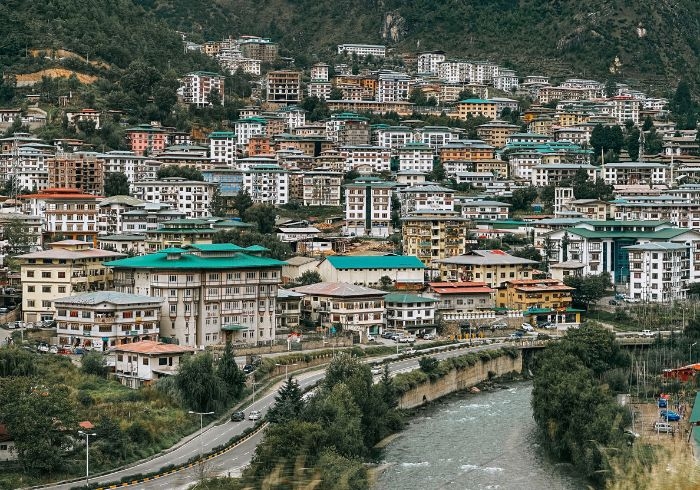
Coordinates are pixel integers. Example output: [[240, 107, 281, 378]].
[[302, 170, 343, 206], [267, 71, 302, 104], [344, 177, 394, 237], [209, 131, 237, 165], [241, 164, 289, 205], [337, 44, 386, 58], [132, 178, 216, 219], [401, 211, 470, 270], [624, 242, 689, 302], [47, 153, 105, 196], [180, 72, 225, 107]]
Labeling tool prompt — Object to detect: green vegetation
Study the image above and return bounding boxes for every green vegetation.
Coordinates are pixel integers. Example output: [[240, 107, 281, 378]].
[[103, 172, 131, 197], [564, 272, 612, 309]]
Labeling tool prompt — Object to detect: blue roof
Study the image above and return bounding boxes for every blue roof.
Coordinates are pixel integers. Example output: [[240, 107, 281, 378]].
[[326, 255, 425, 270]]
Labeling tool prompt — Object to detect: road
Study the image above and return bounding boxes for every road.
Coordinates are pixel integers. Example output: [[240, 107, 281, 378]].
[[40, 341, 505, 490]]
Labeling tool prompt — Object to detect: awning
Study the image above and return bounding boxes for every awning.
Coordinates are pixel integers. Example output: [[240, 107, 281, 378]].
[[689, 392, 700, 426], [221, 324, 247, 331]]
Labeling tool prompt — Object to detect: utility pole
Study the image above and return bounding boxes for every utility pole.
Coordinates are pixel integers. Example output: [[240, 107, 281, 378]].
[[188, 410, 214, 460], [77, 430, 96, 487]]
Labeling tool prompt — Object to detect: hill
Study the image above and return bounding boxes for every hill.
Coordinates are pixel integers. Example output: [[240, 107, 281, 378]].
[[142, 0, 700, 94]]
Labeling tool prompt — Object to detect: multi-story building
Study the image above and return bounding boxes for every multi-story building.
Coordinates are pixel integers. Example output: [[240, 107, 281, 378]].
[[125, 125, 167, 156], [144, 218, 253, 251], [376, 71, 413, 102], [439, 141, 496, 164], [373, 125, 414, 149], [241, 164, 289, 205], [532, 163, 598, 186], [47, 153, 104, 196], [398, 184, 455, 215], [417, 51, 446, 74], [426, 281, 495, 318], [132, 178, 216, 219], [344, 176, 394, 237], [180, 72, 225, 107], [337, 44, 386, 58], [209, 131, 237, 165], [307, 81, 332, 100], [276, 106, 307, 131], [310, 63, 330, 82], [113, 341, 195, 389], [276, 289, 305, 333], [384, 293, 437, 337], [396, 142, 434, 173], [302, 170, 343, 206], [460, 199, 511, 220], [493, 69, 519, 92], [317, 255, 426, 289], [239, 37, 278, 62], [18, 240, 124, 323], [107, 244, 285, 347], [0, 213, 42, 253], [437, 249, 538, 287], [292, 282, 385, 339], [476, 121, 521, 149], [611, 95, 640, 125], [339, 145, 391, 173], [266, 71, 302, 104], [326, 113, 370, 145], [542, 220, 700, 285], [97, 195, 147, 235], [235, 117, 267, 150], [456, 99, 498, 120], [624, 242, 689, 302], [65, 108, 102, 130], [98, 234, 147, 256], [53, 291, 163, 351], [121, 202, 187, 234], [401, 211, 470, 271], [99, 150, 153, 184], [602, 162, 668, 186], [20, 187, 100, 244], [497, 278, 579, 325], [414, 126, 459, 151]]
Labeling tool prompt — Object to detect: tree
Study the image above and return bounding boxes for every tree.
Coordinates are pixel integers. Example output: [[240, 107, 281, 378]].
[[329, 87, 344, 100], [408, 87, 427, 105], [379, 275, 393, 290], [642, 115, 654, 132], [209, 186, 225, 217], [626, 127, 641, 161], [104, 172, 130, 197], [457, 89, 477, 101], [511, 246, 542, 265], [604, 79, 617, 98], [156, 165, 204, 181], [213, 229, 293, 260], [175, 352, 226, 412], [510, 186, 538, 212], [428, 159, 446, 182], [564, 272, 611, 309], [244, 204, 277, 234], [539, 184, 556, 209], [298, 270, 322, 285], [267, 376, 305, 424], [216, 341, 245, 400], [232, 189, 253, 218], [81, 352, 108, 377]]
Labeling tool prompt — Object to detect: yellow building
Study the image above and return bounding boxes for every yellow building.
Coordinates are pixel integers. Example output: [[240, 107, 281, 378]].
[[18, 240, 125, 323], [476, 121, 520, 148], [402, 212, 471, 270], [456, 99, 498, 120], [474, 159, 509, 178], [437, 249, 537, 288], [496, 278, 580, 324]]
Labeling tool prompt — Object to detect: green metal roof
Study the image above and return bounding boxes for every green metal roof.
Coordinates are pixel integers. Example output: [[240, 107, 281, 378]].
[[459, 99, 494, 104], [689, 392, 700, 425], [384, 293, 436, 303], [187, 244, 246, 252], [221, 324, 248, 331], [326, 255, 425, 270], [105, 251, 286, 270], [564, 228, 692, 240]]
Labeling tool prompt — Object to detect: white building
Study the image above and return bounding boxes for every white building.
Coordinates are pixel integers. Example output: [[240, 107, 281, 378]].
[[532, 163, 598, 186], [209, 131, 237, 165], [460, 199, 511, 220], [414, 126, 459, 151], [384, 293, 437, 336], [344, 176, 394, 237], [180, 72, 225, 107], [417, 51, 446, 75], [132, 178, 216, 219], [376, 71, 413, 102], [373, 126, 415, 149], [603, 162, 668, 186], [107, 245, 285, 347], [397, 142, 434, 173], [611, 95, 640, 125], [339, 145, 391, 173], [624, 242, 689, 303], [241, 164, 289, 205], [493, 69, 519, 92], [310, 63, 330, 82], [97, 195, 148, 235], [277, 106, 307, 131], [398, 184, 455, 215], [99, 150, 153, 184], [113, 340, 195, 388], [234, 117, 267, 150], [337, 44, 386, 58]]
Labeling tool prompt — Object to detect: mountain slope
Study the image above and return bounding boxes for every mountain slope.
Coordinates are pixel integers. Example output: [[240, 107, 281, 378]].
[[142, 0, 700, 93]]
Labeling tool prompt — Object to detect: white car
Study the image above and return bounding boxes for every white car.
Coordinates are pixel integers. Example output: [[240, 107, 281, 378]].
[[371, 366, 383, 375], [366, 335, 376, 342], [399, 335, 416, 343], [521, 323, 534, 332], [248, 410, 261, 420], [492, 322, 508, 329]]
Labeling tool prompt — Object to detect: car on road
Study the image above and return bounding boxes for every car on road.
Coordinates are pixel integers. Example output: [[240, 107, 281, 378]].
[[640, 330, 655, 338], [230, 411, 245, 422], [248, 410, 261, 421], [403, 347, 416, 355], [371, 365, 382, 375], [659, 410, 681, 421], [521, 323, 534, 331], [399, 335, 415, 343], [658, 398, 668, 408], [492, 322, 508, 329], [509, 332, 524, 340], [243, 364, 255, 374], [36, 342, 49, 353], [653, 421, 674, 433]]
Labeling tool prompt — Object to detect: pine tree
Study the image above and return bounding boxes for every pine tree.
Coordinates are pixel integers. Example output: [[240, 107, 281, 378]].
[[267, 376, 305, 423]]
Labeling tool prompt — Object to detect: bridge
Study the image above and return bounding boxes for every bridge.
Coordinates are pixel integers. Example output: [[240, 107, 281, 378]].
[[516, 335, 660, 350]]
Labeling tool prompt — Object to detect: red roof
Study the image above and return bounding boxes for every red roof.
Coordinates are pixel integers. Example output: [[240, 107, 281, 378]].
[[78, 421, 95, 430], [114, 340, 195, 355], [429, 281, 494, 295], [19, 187, 102, 200]]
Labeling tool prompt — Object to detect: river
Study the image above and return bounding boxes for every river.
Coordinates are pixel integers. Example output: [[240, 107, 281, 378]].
[[375, 382, 584, 490]]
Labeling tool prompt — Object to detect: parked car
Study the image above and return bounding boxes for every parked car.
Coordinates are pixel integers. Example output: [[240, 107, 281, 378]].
[[653, 421, 674, 433], [403, 347, 416, 355], [614, 293, 627, 301], [422, 333, 435, 340], [658, 398, 668, 408], [640, 330, 655, 338], [399, 335, 415, 343], [521, 323, 534, 331], [230, 411, 245, 422], [659, 410, 681, 421], [608, 299, 619, 306], [48, 345, 58, 354], [492, 322, 508, 329], [366, 335, 376, 342], [381, 331, 394, 339], [509, 332, 523, 340], [625, 298, 641, 304], [248, 410, 261, 420], [36, 343, 49, 353], [371, 365, 382, 375], [243, 364, 255, 374]]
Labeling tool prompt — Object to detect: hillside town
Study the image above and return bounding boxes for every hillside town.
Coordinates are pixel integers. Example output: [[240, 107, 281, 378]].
[[1, 36, 699, 363]]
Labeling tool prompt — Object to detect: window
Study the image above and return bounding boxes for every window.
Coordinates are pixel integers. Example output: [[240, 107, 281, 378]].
[[42, 271, 51, 278], [58, 286, 66, 293], [169, 289, 177, 297], [169, 304, 177, 314], [27, 286, 35, 292], [142, 357, 149, 365], [209, 273, 220, 280], [27, 300, 35, 307], [82, 311, 91, 319], [27, 270, 34, 277], [42, 300, 51, 308], [169, 275, 177, 282], [58, 271, 66, 278], [159, 357, 168, 366], [42, 286, 51, 293]]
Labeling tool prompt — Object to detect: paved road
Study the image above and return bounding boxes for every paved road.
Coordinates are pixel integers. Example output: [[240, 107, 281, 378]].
[[41, 341, 505, 490]]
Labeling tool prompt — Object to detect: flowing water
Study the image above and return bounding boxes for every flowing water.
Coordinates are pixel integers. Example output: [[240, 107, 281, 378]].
[[375, 383, 584, 490]]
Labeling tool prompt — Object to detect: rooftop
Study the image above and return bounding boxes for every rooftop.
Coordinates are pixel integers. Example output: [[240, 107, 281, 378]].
[[54, 291, 163, 306], [384, 293, 437, 304], [104, 250, 285, 270], [325, 255, 425, 270], [292, 282, 386, 297], [114, 340, 195, 355], [438, 250, 538, 266]]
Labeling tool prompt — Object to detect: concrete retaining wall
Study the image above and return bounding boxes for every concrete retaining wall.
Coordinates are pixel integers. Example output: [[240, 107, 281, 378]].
[[398, 354, 523, 409]]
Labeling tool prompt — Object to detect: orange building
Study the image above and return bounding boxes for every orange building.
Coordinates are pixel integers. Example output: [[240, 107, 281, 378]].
[[125, 125, 167, 156], [248, 135, 273, 156]]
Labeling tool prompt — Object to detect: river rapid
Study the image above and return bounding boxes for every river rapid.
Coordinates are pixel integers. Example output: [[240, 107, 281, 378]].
[[375, 382, 584, 490]]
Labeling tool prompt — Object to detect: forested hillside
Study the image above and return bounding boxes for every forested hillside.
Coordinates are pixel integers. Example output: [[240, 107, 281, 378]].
[[141, 0, 700, 93]]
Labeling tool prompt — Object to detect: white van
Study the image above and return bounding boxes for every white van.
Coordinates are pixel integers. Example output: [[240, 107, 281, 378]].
[[653, 421, 674, 433]]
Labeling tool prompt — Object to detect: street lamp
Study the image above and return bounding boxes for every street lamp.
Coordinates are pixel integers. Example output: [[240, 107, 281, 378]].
[[276, 362, 298, 380], [77, 430, 96, 487], [691, 342, 697, 364], [188, 410, 214, 459]]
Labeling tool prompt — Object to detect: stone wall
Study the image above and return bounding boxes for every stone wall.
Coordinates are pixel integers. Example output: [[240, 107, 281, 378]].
[[398, 354, 523, 409]]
